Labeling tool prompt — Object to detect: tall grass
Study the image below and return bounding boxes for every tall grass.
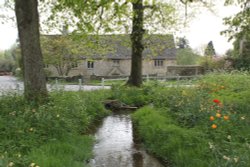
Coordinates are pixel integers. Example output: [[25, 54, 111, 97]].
[[129, 72, 250, 167], [0, 90, 110, 167]]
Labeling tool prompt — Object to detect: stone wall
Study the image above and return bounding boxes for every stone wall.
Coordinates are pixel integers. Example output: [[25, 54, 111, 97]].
[[166, 65, 204, 76], [46, 59, 177, 78]]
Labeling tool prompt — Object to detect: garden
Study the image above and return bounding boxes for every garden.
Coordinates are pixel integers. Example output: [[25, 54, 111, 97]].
[[0, 71, 250, 167], [130, 71, 250, 167]]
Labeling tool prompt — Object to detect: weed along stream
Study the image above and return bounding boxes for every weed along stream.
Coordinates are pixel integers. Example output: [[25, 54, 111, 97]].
[[88, 111, 164, 167]]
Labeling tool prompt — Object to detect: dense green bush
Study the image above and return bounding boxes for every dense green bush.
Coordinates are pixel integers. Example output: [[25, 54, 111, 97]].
[[110, 85, 151, 107], [0, 90, 110, 167]]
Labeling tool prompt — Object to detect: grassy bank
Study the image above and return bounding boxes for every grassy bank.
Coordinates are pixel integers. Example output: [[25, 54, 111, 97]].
[[112, 72, 250, 167], [0, 90, 110, 167]]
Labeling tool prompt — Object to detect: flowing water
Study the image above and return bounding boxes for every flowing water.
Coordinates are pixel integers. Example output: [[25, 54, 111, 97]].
[[89, 111, 164, 167]]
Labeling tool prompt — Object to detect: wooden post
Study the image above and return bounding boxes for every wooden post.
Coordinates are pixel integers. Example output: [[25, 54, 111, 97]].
[[55, 78, 58, 90], [78, 79, 82, 91], [101, 78, 105, 89]]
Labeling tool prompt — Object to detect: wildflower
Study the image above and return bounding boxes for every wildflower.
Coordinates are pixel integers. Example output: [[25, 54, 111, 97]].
[[56, 114, 60, 118], [223, 115, 229, 120], [223, 155, 230, 161], [209, 116, 215, 121], [234, 157, 239, 163], [208, 142, 215, 149], [218, 103, 223, 107], [217, 110, 221, 113], [216, 113, 221, 118], [241, 116, 245, 120], [8, 162, 14, 167], [220, 86, 225, 89], [29, 128, 33, 132], [227, 135, 231, 140], [213, 99, 220, 104], [211, 124, 217, 129], [30, 163, 36, 167]]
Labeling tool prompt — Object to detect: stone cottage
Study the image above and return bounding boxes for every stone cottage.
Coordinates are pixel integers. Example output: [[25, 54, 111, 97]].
[[42, 34, 177, 79]]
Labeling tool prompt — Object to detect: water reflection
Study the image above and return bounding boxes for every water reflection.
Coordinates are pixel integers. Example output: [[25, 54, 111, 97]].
[[89, 113, 164, 167]]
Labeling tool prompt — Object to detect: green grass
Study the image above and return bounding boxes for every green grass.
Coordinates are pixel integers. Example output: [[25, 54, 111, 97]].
[[1, 71, 250, 167], [28, 136, 93, 167], [127, 71, 250, 167], [0, 90, 110, 167], [132, 106, 212, 167]]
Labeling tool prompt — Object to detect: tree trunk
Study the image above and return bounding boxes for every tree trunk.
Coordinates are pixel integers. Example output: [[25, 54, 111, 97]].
[[15, 0, 48, 103], [127, 0, 145, 87]]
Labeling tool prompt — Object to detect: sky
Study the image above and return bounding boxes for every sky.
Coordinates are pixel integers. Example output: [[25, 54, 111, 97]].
[[0, 0, 240, 55]]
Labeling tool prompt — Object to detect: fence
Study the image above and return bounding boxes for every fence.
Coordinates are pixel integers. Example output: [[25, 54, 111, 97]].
[[101, 75, 201, 87]]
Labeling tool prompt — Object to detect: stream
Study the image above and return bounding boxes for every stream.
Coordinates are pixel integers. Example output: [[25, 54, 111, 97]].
[[89, 111, 164, 167]]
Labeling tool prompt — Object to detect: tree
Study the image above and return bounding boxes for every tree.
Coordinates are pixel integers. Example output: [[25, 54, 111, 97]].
[[52, 0, 179, 86], [177, 37, 190, 49], [222, 0, 250, 69], [54, 0, 215, 86], [204, 41, 216, 57], [15, 0, 48, 103], [41, 35, 78, 77], [4, 0, 215, 88], [127, 0, 144, 86], [0, 45, 19, 73], [176, 48, 200, 65]]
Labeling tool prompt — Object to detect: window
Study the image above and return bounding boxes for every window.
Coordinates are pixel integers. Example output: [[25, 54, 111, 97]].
[[154, 60, 164, 67], [71, 62, 78, 68], [112, 59, 120, 66], [87, 61, 94, 69]]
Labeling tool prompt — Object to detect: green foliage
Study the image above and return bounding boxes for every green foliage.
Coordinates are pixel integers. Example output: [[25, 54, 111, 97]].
[[204, 41, 216, 57], [110, 85, 152, 107], [0, 90, 110, 167], [199, 56, 228, 71], [28, 136, 93, 167], [130, 71, 250, 166], [223, 0, 250, 41], [132, 106, 212, 167], [176, 48, 201, 65], [0, 47, 19, 73]]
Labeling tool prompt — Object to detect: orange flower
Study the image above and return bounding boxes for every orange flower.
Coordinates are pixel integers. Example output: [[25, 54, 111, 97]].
[[211, 124, 217, 129], [216, 113, 221, 118], [220, 86, 225, 89], [224, 115, 229, 120], [210, 116, 215, 121]]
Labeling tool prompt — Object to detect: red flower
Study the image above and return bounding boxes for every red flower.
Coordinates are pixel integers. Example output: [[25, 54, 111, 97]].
[[213, 99, 220, 104]]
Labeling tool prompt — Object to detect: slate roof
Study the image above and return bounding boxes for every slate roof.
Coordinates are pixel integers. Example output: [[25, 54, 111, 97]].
[[41, 34, 176, 60]]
